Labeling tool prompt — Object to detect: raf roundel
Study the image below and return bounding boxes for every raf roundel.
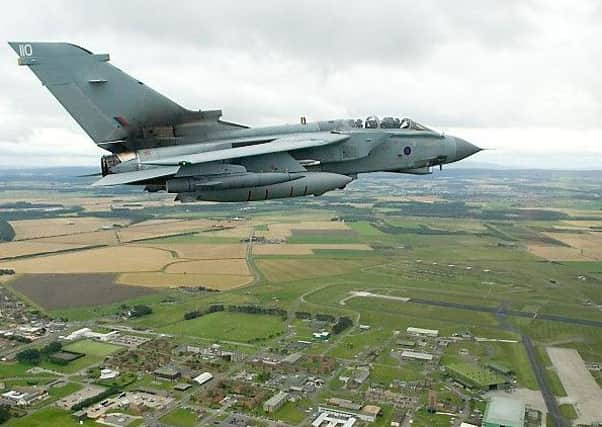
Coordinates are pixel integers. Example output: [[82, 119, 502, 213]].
[[403, 146, 412, 156]]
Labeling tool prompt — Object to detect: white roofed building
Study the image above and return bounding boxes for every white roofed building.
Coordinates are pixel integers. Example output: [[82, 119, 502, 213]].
[[193, 372, 213, 385], [406, 327, 439, 337]]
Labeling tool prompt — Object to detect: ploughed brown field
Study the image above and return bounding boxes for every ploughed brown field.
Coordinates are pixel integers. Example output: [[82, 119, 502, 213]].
[[9, 273, 156, 309]]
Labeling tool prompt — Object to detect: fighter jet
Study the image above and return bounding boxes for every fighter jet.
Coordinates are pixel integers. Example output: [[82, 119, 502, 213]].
[[10, 42, 481, 202]]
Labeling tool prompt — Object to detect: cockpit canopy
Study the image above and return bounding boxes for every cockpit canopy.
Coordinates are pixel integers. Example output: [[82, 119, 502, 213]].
[[348, 116, 434, 131]]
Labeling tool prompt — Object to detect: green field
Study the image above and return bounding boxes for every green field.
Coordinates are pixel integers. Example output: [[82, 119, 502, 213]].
[[4, 169, 602, 422], [6, 407, 92, 427], [38, 340, 124, 373], [159, 311, 286, 343], [272, 401, 307, 424], [160, 408, 198, 427]]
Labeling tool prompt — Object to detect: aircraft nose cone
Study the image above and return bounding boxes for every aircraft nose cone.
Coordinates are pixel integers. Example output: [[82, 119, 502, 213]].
[[454, 137, 481, 161]]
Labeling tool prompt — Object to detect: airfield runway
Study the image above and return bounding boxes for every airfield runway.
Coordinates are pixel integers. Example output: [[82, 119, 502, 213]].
[[342, 291, 602, 328], [547, 347, 602, 425]]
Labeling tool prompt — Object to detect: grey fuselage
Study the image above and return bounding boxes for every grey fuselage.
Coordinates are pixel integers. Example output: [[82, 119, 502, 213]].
[[112, 119, 474, 177]]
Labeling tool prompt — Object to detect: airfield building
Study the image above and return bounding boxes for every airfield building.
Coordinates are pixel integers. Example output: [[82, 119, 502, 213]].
[[263, 391, 288, 413], [401, 350, 434, 361], [1, 388, 47, 406], [318, 403, 382, 423], [482, 396, 525, 427], [193, 372, 213, 385], [153, 366, 181, 381], [406, 327, 439, 337]]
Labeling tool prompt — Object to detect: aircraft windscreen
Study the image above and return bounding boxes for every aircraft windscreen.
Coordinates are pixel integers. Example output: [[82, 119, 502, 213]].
[[336, 116, 435, 131], [399, 118, 434, 131]]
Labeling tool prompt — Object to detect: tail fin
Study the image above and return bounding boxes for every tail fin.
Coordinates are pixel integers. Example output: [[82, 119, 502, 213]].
[[9, 42, 186, 148]]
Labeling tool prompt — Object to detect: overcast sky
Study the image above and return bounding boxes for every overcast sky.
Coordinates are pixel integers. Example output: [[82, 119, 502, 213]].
[[1, 0, 601, 169]]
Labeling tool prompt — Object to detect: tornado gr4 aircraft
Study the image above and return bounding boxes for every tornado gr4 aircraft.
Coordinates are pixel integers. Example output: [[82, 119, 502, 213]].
[[10, 42, 481, 202]]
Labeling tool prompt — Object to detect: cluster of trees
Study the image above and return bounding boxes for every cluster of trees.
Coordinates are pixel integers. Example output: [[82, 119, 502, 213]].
[[315, 313, 336, 322], [128, 305, 152, 318], [184, 304, 225, 320], [71, 387, 119, 411], [0, 405, 10, 424], [227, 305, 287, 318], [0, 205, 83, 221], [15, 341, 62, 365], [332, 316, 353, 334], [184, 304, 290, 321], [294, 311, 312, 320]]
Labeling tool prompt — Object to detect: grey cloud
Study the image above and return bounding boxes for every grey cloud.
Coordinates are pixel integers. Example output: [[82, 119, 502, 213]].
[[0, 0, 601, 168]]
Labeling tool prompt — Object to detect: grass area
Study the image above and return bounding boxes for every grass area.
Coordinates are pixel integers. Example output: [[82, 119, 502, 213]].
[[6, 407, 93, 427], [272, 401, 307, 424], [328, 329, 391, 359], [348, 221, 386, 236], [559, 403, 577, 420], [38, 339, 124, 373], [0, 362, 46, 378], [49, 292, 169, 322], [127, 374, 178, 392], [411, 408, 454, 427], [158, 311, 286, 343], [160, 408, 198, 427], [63, 339, 124, 357], [371, 362, 424, 385], [535, 346, 567, 397], [287, 229, 359, 244]]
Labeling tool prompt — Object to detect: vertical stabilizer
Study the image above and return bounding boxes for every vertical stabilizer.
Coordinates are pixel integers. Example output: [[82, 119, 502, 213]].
[[9, 42, 186, 147]]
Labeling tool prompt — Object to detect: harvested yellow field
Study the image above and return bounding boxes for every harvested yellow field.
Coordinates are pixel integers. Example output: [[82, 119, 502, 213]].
[[202, 224, 253, 238], [133, 243, 246, 259], [117, 218, 214, 242], [561, 220, 602, 229], [0, 246, 174, 273], [0, 241, 87, 259], [36, 230, 120, 246], [165, 259, 250, 275], [552, 208, 602, 218], [127, 218, 181, 228], [117, 272, 253, 289], [527, 245, 592, 261], [9, 217, 128, 240], [61, 195, 175, 212], [253, 243, 372, 256], [544, 232, 602, 260], [256, 258, 361, 282], [262, 221, 350, 240]]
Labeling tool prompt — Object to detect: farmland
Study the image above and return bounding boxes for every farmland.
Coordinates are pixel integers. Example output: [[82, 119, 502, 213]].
[[0, 246, 174, 273], [1, 168, 601, 426], [9, 217, 129, 240], [9, 274, 156, 309]]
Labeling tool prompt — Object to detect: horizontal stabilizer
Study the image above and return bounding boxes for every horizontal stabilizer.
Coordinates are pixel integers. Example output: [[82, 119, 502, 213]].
[[92, 166, 179, 186], [142, 132, 350, 166]]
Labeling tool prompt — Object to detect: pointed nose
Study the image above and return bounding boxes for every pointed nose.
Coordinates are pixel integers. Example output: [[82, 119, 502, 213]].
[[453, 137, 481, 161]]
